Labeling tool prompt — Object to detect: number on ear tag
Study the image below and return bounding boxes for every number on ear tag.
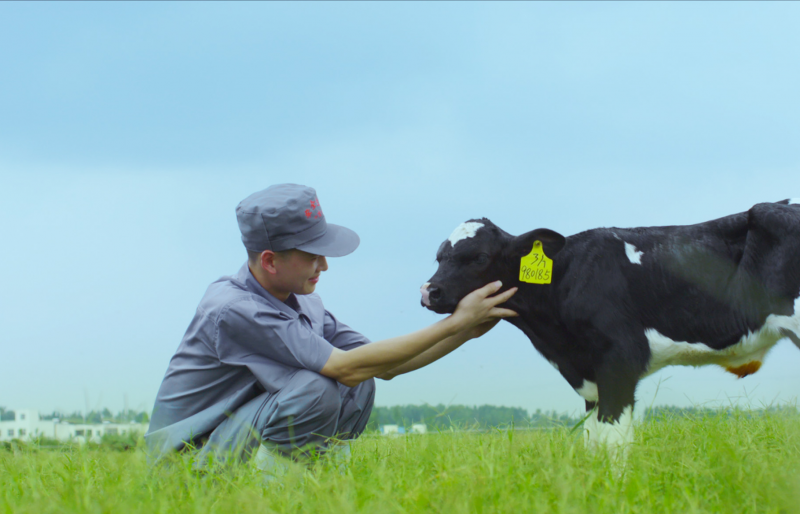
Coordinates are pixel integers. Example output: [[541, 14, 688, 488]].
[[519, 240, 553, 284]]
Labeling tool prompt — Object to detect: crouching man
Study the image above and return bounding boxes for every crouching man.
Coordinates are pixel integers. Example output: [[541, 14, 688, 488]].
[[145, 184, 517, 471]]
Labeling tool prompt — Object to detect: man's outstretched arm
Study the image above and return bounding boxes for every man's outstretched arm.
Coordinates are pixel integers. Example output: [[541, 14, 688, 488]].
[[319, 282, 517, 387], [375, 319, 500, 380]]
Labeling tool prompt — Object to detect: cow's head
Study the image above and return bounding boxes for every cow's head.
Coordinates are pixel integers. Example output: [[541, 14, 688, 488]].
[[421, 218, 566, 314]]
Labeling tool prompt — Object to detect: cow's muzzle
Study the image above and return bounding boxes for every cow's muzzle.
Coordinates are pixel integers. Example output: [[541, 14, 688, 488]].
[[420, 282, 443, 309]]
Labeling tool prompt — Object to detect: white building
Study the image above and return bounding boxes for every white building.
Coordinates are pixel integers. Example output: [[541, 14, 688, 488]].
[[379, 423, 427, 435], [411, 423, 427, 434], [380, 424, 401, 435], [0, 409, 148, 444]]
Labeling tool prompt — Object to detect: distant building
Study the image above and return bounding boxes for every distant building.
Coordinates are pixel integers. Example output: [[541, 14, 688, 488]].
[[379, 423, 427, 435], [0, 409, 148, 444], [411, 423, 427, 434], [380, 424, 400, 435]]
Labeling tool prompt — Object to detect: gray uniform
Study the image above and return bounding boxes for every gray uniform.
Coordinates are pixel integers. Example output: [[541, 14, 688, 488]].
[[146, 262, 375, 463]]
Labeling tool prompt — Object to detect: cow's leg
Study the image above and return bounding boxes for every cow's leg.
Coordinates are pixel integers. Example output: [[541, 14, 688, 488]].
[[583, 369, 637, 460]]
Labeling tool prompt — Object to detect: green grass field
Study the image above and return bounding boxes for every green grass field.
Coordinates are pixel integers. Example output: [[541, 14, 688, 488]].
[[2, 410, 799, 514]]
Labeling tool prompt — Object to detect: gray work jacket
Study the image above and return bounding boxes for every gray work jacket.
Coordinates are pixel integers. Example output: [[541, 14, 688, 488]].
[[145, 262, 370, 456]]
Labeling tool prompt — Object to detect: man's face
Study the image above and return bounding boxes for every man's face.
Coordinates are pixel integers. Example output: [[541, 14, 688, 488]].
[[274, 249, 328, 296]]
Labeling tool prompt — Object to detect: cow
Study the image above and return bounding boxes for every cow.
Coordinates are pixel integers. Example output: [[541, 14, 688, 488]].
[[420, 200, 800, 456]]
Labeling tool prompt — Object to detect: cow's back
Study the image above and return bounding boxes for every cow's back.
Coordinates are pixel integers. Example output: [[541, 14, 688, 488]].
[[556, 201, 800, 354]]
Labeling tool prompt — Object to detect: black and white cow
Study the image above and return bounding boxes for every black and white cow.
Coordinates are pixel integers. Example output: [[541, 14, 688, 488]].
[[420, 200, 800, 453]]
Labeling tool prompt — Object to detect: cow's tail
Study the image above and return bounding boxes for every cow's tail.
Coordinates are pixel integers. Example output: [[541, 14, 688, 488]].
[[780, 329, 800, 351]]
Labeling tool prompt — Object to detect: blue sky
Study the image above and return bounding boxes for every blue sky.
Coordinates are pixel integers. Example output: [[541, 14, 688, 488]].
[[1, 2, 798, 417]]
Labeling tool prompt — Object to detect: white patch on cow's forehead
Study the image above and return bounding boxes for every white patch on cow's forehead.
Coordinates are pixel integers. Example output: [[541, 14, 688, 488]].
[[575, 380, 598, 402], [624, 242, 644, 265], [448, 221, 485, 247], [789, 198, 799, 205]]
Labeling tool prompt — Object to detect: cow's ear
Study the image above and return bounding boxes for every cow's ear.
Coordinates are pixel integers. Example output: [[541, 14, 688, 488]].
[[510, 229, 566, 259]]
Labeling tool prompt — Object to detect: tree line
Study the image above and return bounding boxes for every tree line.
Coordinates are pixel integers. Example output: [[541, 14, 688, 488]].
[[642, 404, 798, 420], [365, 404, 580, 431], [4, 403, 794, 429], [366, 403, 799, 430], [0, 407, 149, 424]]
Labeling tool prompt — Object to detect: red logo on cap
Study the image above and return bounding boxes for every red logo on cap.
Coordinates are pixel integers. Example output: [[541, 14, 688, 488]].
[[307, 198, 323, 220]]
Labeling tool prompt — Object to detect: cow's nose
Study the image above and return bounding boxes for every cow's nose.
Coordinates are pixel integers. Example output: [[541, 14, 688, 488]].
[[427, 286, 442, 301]]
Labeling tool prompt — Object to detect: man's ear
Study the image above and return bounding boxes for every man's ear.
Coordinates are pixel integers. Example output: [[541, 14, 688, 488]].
[[260, 250, 278, 274], [510, 229, 566, 260]]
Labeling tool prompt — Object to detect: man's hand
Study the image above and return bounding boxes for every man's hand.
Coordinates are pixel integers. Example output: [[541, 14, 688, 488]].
[[321, 281, 518, 387], [465, 318, 502, 340], [450, 281, 518, 333], [375, 283, 517, 380]]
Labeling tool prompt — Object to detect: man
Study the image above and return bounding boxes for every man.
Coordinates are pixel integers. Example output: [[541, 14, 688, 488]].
[[145, 184, 517, 470]]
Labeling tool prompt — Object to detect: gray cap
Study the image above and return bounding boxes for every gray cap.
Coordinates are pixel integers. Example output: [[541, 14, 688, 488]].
[[235, 184, 360, 257]]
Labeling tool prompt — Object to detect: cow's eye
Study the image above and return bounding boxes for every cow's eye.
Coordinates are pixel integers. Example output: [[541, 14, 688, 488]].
[[474, 253, 490, 265]]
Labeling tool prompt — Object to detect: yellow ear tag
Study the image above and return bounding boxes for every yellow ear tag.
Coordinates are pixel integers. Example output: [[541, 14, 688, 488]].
[[519, 240, 553, 284]]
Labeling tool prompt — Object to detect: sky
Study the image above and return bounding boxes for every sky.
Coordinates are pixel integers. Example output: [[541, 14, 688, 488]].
[[1, 2, 799, 418]]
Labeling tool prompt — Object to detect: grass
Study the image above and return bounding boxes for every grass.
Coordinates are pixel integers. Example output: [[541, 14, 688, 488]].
[[2, 409, 799, 514]]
